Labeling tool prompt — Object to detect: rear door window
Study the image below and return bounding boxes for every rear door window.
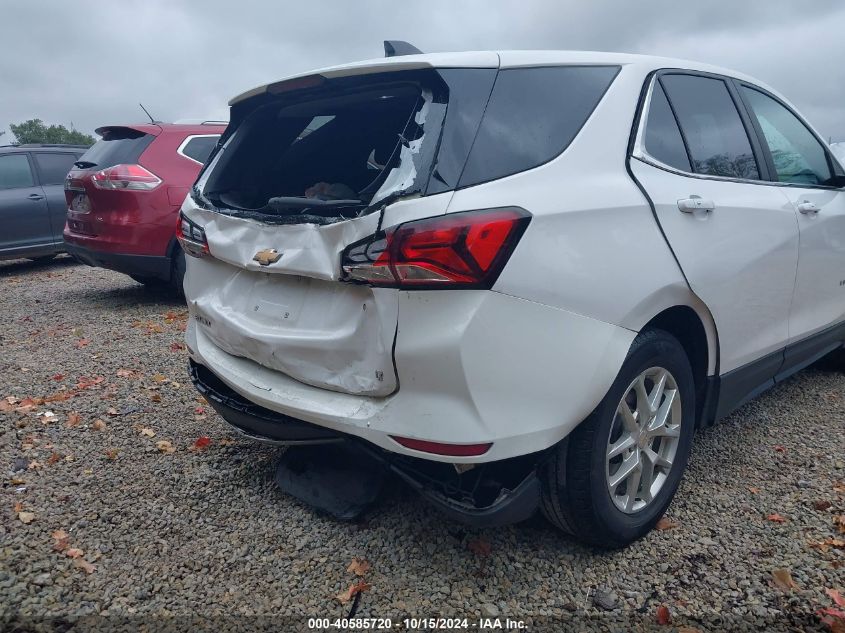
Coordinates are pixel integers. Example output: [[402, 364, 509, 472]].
[[179, 135, 220, 164], [741, 87, 834, 186], [76, 127, 155, 169], [661, 74, 760, 180], [33, 152, 78, 185], [644, 82, 691, 172], [0, 154, 35, 189], [459, 66, 620, 187]]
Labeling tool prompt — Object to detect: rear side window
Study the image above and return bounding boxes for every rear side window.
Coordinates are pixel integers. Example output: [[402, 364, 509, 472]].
[[0, 154, 35, 189], [179, 135, 220, 164], [741, 87, 834, 186], [661, 74, 759, 180], [644, 82, 691, 172], [459, 66, 620, 187], [33, 152, 78, 185], [77, 127, 155, 169]]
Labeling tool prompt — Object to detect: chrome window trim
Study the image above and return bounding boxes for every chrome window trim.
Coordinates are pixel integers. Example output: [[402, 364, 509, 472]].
[[176, 134, 220, 166], [632, 73, 845, 191]]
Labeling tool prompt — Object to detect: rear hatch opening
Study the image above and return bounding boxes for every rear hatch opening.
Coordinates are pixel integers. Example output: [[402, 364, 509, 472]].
[[193, 72, 452, 227]]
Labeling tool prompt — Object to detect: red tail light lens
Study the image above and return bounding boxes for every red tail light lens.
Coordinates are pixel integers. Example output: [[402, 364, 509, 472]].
[[342, 208, 530, 289], [91, 164, 162, 191], [176, 212, 209, 258]]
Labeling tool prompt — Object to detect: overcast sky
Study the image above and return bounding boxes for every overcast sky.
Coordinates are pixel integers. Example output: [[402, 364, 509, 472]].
[[2, 1, 844, 142]]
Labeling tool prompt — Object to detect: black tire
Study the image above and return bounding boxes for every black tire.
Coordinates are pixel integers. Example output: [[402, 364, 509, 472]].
[[540, 329, 696, 548], [170, 249, 186, 297]]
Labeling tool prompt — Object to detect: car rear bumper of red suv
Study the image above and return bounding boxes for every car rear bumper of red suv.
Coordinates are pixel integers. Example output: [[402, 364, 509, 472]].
[[64, 237, 171, 280]]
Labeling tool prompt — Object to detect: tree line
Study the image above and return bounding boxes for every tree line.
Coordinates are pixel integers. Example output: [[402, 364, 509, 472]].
[[2, 119, 96, 146]]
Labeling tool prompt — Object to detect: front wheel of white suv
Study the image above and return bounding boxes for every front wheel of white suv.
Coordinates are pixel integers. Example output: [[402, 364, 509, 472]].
[[540, 329, 696, 548]]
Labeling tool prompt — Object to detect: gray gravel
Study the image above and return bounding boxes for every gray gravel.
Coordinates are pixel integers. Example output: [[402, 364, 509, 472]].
[[1, 256, 843, 631]]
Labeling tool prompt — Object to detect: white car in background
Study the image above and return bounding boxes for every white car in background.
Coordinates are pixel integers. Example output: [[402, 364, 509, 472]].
[[179, 48, 845, 547]]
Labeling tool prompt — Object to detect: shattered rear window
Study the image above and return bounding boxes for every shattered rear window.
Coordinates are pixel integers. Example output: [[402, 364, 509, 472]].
[[197, 69, 497, 225]]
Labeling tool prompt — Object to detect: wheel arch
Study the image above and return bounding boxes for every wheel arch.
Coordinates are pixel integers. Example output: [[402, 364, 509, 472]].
[[638, 302, 719, 428]]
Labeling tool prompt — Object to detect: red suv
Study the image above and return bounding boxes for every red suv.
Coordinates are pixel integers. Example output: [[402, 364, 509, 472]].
[[64, 122, 226, 291]]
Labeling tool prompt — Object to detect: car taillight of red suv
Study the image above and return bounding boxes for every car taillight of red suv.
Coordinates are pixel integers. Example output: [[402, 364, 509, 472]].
[[63, 122, 226, 293]]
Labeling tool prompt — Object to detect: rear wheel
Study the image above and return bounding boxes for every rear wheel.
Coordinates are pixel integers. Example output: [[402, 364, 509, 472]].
[[540, 329, 696, 548]]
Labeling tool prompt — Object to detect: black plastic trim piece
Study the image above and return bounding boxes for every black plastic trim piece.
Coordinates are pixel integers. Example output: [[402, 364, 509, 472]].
[[63, 242, 171, 280], [189, 360, 341, 444]]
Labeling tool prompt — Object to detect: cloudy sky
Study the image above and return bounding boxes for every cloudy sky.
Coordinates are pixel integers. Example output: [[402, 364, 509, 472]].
[[2, 1, 844, 142]]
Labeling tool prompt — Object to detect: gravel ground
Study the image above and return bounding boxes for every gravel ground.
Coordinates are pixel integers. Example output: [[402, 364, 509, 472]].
[[1, 257, 843, 632]]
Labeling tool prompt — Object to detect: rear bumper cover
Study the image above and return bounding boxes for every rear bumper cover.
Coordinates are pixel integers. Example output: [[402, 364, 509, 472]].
[[64, 241, 171, 280], [190, 358, 540, 527]]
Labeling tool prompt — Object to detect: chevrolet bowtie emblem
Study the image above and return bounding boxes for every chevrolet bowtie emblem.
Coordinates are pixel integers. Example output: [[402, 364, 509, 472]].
[[253, 248, 282, 266]]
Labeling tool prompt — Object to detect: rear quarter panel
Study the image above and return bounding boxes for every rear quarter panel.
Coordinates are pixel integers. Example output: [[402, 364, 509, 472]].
[[447, 62, 717, 371]]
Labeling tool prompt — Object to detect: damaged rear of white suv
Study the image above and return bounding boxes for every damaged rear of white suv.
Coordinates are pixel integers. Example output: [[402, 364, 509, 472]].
[[181, 47, 845, 547]]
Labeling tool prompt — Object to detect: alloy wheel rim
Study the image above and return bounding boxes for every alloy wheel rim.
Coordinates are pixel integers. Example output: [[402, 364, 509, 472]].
[[605, 366, 682, 514]]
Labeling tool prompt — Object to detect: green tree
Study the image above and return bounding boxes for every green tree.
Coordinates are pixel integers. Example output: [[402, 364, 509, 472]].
[[9, 119, 95, 146]]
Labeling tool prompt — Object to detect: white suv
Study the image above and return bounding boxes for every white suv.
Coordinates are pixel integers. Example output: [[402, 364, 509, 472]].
[[180, 50, 845, 547]]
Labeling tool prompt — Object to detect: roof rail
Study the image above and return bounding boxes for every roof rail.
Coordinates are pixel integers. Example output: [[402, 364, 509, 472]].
[[384, 40, 423, 58]]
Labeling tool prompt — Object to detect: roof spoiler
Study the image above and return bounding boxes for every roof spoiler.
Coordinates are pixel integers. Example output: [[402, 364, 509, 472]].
[[384, 40, 423, 58]]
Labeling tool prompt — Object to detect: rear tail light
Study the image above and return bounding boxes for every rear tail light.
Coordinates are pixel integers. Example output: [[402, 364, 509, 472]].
[[341, 208, 530, 289], [91, 164, 162, 191], [390, 436, 493, 457], [176, 212, 209, 258]]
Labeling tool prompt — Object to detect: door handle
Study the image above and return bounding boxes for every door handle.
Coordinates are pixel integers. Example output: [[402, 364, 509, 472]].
[[797, 201, 820, 215], [677, 196, 715, 213], [27, 193, 45, 201]]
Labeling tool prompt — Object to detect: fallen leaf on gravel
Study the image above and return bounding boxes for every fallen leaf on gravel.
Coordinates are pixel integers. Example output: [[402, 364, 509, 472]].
[[51, 529, 68, 540], [10, 477, 25, 485], [46, 452, 61, 466], [336, 580, 371, 604], [139, 427, 156, 438], [152, 374, 168, 383], [467, 538, 492, 557], [27, 460, 42, 470], [767, 513, 787, 523], [771, 568, 798, 591], [170, 342, 185, 351], [827, 589, 845, 607], [189, 436, 211, 451], [816, 500, 834, 511], [76, 377, 104, 390], [73, 558, 96, 574], [65, 548, 84, 559], [773, 445, 786, 453], [149, 393, 162, 403], [218, 438, 236, 446], [655, 517, 679, 531], [75, 339, 90, 349], [347, 558, 370, 576], [156, 440, 175, 454], [835, 516, 845, 534], [52, 374, 64, 381], [18, 511, 35, 524], [818, 607, 845, 633], [66, 413, 81, 428], [51, 530, 69, 552], [92, 419, 107, 431], [834, 482, 845, 494], [656, 605, 671, 625], [748, 486, 760, 494], [195, 406, 205, 414], [104, 448, 119, 460], [106, 408, 119, 416], [809, 538, 845, 552]]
